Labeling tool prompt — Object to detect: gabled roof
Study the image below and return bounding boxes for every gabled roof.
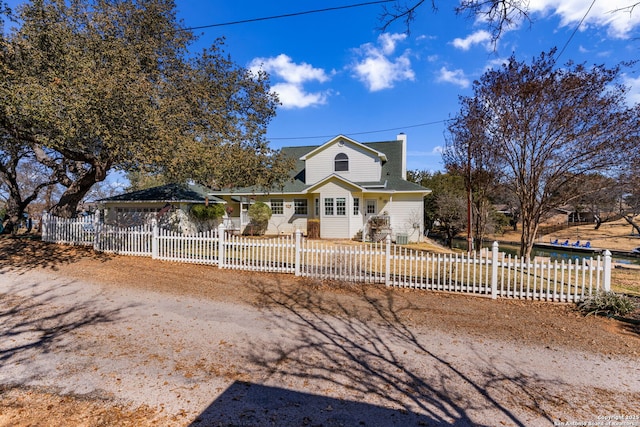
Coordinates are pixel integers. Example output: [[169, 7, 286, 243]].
[[99, 183, 224, 204], [299, 135, 387, 162], [210, 135, 430, 196], [302, 174, 366, 194]]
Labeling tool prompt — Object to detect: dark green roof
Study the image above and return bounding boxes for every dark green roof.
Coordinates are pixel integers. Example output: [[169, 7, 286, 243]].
[[99, 183, 223, 203]]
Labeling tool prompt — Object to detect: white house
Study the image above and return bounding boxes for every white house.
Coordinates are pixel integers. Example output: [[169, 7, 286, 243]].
[[212, 134, 431, 242]]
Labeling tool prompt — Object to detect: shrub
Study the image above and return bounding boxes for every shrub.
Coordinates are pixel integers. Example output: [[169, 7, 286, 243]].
[[307, 219, 320, 239], [246, 202, 272, 235], [190, 204, 225, 221], [577, 291, 637, 317]]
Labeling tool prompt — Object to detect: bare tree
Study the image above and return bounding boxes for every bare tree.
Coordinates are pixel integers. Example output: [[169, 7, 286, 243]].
[[448, 49, 640, 258], [379, 0, 531, 43], [380, 1, 640, 46], [563, 173, 623, 229], [444, 96, 504, 249]]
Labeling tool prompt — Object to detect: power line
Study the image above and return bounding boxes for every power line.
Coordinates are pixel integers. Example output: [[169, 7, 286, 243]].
[[555, 0, 597, 62], [181, 0, 394, 33], [268, 119, 450, 141]]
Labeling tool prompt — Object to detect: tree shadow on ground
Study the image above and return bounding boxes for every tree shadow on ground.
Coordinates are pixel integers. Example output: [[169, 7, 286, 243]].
[[189, 380, 437, 426], [0, 280, 122, 380], [227, 280, 569, 426], [0, 235, 111, 273]]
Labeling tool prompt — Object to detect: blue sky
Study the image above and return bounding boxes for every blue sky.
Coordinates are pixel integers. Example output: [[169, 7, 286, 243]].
[[172, 0, 640, 172], [6, 0, 640, 175]]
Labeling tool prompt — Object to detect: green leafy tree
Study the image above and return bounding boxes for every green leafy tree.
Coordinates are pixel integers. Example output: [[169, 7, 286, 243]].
[[447, 49, 640, 258], [407, 170, 467, 247], [0, 0, 291, 224]]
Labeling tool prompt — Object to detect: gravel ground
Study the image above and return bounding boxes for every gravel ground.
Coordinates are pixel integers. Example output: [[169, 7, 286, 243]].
[[0, 238, 639, 426]]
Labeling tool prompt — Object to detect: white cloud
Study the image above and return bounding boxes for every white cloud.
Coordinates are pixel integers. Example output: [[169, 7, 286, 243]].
[[271, 82, 329, 109], [249, 54, 331, 109], [622, 74, 640, 106], [485, 57, 509, 71], [378, 32, 407, 55], [351, 33, 415, 92], [249, 54, 329, 84], [436, 67, 471, 88], [452, 30, 492, 51], [408, 147, 442, 157], [527, 0, 640, 39]]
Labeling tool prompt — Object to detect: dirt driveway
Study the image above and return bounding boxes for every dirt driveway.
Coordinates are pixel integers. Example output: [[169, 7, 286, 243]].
[[0, 238, 639, 426]]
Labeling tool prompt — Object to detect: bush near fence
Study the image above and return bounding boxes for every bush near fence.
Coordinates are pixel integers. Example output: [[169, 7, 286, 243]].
[[41, 213, 612, 302]]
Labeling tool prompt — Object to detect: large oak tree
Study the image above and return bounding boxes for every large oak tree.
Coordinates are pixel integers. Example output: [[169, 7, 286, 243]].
[[0, 0, 290, 227]]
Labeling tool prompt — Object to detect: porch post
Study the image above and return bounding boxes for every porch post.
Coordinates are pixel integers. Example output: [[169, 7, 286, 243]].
[[603, 250, 612, 292]]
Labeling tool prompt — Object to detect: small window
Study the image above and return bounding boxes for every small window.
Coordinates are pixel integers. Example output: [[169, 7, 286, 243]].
[[271, 199, 284, 215], [315, 198, 320, 217], [324, 198, 334, 216], [336, 198, 346, 216], [294, 199, 308, 215], [334, 153, 349, 172], [366, 200, 376, 214], [353, 198, 360, 216]]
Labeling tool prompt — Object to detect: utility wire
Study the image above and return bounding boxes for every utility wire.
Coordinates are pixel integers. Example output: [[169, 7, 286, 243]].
[[555, 0, 597, 62], [268, 119, 450, 141], [181, 0, 394, 32]]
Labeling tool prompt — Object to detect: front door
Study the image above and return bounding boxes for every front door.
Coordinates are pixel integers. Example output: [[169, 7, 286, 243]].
[[365, 199, 377, 219]]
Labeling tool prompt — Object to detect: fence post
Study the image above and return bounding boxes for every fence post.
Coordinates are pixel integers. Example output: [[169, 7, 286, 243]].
[[385, 234, 391, 286], [41, 212, 48, 242], [603, 250, 612, 292], [93, 213, 100, 251], [294, 229, 302, 276], [218, 223, 226, 268], [151, 219, 158, 259], [491, 241, 499, 299]]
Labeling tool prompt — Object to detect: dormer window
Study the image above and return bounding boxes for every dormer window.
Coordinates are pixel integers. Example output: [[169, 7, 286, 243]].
[[334, 153, 349, 172]]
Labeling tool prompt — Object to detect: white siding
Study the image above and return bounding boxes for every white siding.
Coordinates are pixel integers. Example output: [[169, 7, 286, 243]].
[[305, 141, 382, 184], [385, 194, 424, 242], [315, 181, 355, 239], [261, 196, 309, 235]]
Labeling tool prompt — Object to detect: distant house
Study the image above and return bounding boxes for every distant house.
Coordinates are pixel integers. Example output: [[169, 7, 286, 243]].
[[98, 182, 224, 232], [211, 134, 431, 242]]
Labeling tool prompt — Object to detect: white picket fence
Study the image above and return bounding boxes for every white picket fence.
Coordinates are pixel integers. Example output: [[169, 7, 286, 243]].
[[41, 213, 612, 302]]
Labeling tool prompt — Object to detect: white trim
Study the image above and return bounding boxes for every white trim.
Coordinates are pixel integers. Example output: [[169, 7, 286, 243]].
[[302, 174, 365, 194], [300, 135, 387, 162]]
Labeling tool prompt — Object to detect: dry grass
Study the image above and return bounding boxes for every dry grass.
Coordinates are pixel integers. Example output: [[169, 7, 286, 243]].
[[493, 217, 640, 296], [538, 217, 640, 251]]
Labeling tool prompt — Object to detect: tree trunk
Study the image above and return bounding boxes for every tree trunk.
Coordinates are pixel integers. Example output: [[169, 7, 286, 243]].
[[1, 170, 50, 235], [623, 215, 640, 236], [594, 215, 602, 230], [48, 163, 109, 218], [2, 188, 33, 235], [519, 212, 539, 259], [445, 228, 455, 248]]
